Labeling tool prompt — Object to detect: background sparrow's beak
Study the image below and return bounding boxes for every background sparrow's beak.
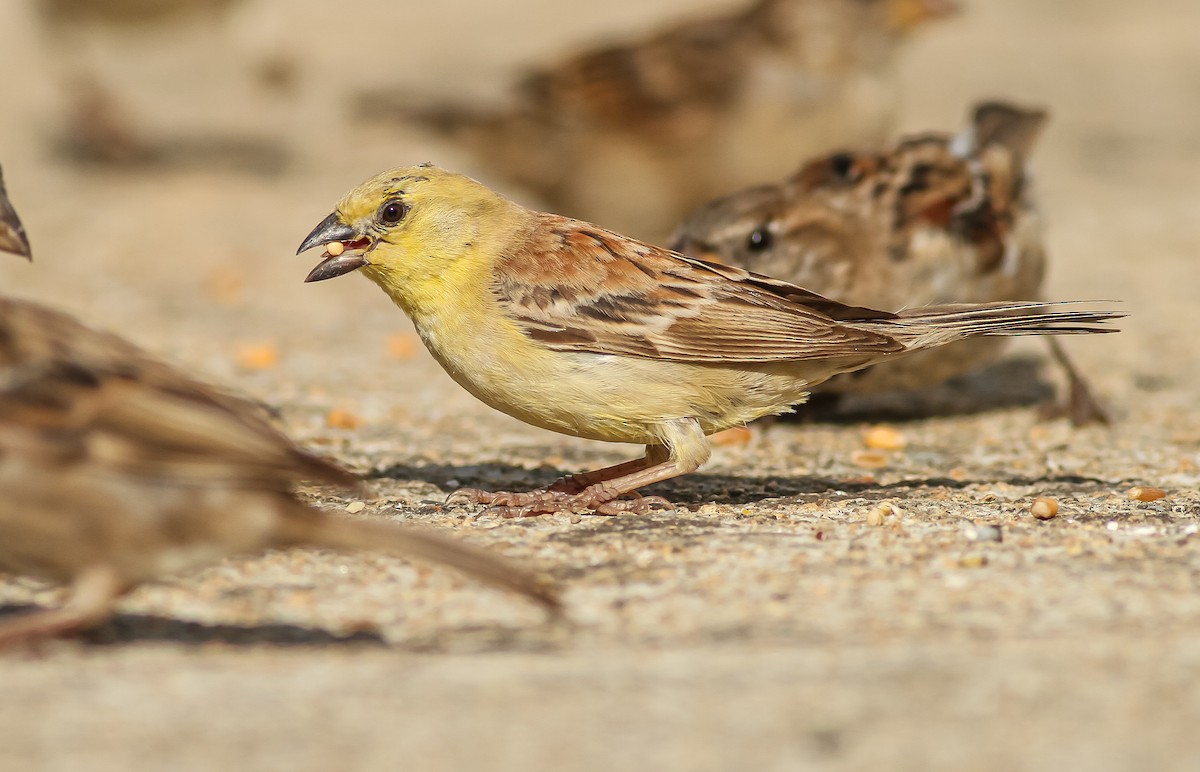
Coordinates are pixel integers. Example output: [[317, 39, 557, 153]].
[[298, 212, 369, 282], [0, 173, 31, 260]]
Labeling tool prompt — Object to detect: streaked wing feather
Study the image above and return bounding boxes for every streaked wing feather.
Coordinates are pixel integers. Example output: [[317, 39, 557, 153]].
[[496, 215, 902, 363]]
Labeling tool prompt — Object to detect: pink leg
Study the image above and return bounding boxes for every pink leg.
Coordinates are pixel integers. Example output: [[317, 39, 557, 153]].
[[449, 419, 711, 517]]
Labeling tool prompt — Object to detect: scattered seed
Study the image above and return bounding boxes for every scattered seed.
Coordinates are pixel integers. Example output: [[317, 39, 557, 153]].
[[1128, 486, 1167, 502], [387, 333, 419, 360], [344, 501, 366, 514], [205, 266, 245, 305], [235, 342, 279, 371], [864, 426, 906, 451], [326, 408, 362, 430], [1031, 497, 1059, 520], [325, 240, 345, 257], [851, 450, 890, 469], [711, 426, 753, 447], [959, 553, 987, 568], [865, 502, 898, 526]]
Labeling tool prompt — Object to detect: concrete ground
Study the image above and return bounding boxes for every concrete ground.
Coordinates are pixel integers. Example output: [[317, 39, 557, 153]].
[[0, 0, 1198, 769]]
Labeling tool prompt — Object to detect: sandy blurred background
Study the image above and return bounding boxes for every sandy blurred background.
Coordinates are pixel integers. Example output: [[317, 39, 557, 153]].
[[1, 1, 1199, 770]]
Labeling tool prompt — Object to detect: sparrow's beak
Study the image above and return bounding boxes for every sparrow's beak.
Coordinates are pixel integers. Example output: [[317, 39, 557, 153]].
[[887, 0, 959, 30], [297, 212, 369, 282], [0, 173, 31, 260]]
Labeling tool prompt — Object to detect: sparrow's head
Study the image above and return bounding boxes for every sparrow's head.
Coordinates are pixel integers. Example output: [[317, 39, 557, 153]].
[[297, 164, 525, 287], [670, 157, 867, 297], [0, 166, 31, 259]]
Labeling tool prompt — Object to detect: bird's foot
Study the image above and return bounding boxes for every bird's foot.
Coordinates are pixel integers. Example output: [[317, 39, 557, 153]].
[[1038, 378, 1110, 426], [447, 487, 671, 518]]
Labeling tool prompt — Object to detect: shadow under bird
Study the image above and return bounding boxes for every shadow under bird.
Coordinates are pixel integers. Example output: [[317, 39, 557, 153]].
[[0, 167, 558, 646], [298, 164, 1122, 518]]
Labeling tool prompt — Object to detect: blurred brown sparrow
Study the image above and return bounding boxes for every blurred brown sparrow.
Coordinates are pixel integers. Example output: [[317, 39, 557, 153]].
[[355, 0, 957, 241], [671, 100, 1109, 424], [0, 173, 558, 645], [34, 0, 297, 169]]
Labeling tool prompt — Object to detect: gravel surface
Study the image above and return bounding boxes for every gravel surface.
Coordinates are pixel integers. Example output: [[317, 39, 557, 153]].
[[1, 0, 1198, 770]]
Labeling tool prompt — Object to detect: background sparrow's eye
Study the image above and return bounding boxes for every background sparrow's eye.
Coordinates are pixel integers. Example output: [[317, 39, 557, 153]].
[[829, 153, 857, 180], [746, 226, 773, 252], [379, 200, 407, 225]]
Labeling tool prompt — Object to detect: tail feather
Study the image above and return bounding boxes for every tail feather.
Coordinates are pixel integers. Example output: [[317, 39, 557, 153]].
[[284, 512, 561, 613], [858, 302, 1123, 349]]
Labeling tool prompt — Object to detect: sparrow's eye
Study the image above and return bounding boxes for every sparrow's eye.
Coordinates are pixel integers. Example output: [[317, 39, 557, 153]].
[[379, 200, 408, 225], [746, 226, 773, 252], [829, 153, 857, 180]]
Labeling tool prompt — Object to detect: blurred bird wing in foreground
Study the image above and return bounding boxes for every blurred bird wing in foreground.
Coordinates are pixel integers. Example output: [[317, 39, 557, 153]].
[[0, 174, 558, 645]]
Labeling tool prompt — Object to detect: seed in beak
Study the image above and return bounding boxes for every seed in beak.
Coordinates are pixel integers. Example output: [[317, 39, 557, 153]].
[[326, 241, 345, 257]]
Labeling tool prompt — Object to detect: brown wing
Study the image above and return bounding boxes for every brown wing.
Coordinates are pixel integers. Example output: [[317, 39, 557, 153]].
[[0, 297, 355, 489], [495, 215, 903, 363]]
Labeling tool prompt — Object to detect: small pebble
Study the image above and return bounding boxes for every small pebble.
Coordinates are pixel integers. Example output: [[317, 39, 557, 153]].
[[865, 502, 898, 527], [1031, 497, 1059, 520], [344, 501, 366, 514], [1128, 486, 1167, 502], [969, 523, 1003, 543]]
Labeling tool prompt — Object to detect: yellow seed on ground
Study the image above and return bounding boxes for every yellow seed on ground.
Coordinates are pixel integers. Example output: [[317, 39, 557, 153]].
[[864, 426, 907, 451], [851, 450, 891, 469], [326, 409, 362, 430], [205, 266, 245, 305], [711, 426, 753, 447], [235, 342, 279, 371], [387, 333, 419, 360], [1128, 486, 1166, 502], [326, 240, 345, 256], [344, 501, 366, 514], [1031, 497, 1059, 520]]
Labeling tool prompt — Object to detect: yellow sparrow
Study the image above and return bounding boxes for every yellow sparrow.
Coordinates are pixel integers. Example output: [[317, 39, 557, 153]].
[[298, 164, 1120, 517]]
